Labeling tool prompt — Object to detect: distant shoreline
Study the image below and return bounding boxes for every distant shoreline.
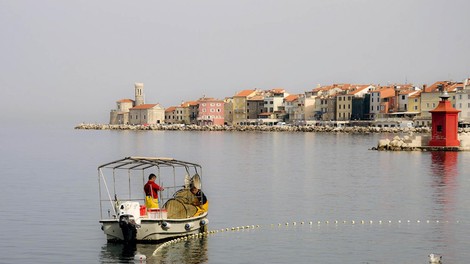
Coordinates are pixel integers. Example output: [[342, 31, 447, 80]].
[[74, 123, 440, 134]]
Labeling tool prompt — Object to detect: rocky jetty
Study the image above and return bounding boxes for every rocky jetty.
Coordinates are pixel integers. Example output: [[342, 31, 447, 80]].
[[74, 123, 439, 134], [375, 135, 423, 151], [373, 132, 470, 151]]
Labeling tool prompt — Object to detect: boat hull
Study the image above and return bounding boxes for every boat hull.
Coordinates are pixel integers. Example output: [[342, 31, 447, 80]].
[[100, 212, 208, 242]]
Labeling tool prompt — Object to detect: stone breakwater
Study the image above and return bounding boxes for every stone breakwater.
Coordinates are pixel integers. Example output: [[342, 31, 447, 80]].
[[74, 123, 441, 134], [373, 134, 470, 151], [375, 135, 423, 151]]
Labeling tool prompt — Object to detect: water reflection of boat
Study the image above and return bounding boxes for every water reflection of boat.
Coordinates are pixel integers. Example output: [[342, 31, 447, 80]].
[[98, 157, 209, 243], [99, 237, 209, 263]]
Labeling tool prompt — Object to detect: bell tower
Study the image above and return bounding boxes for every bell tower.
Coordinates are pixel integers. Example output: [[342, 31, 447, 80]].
[[429, 91, 460, 147], [134, 82, 144, 106]]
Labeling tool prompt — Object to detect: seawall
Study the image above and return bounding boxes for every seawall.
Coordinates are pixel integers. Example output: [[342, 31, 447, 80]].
[[74, 123, 443, 134]]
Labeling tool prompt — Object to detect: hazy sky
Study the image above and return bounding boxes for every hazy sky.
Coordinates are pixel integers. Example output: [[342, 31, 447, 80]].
[[1, 0, 469, 124]]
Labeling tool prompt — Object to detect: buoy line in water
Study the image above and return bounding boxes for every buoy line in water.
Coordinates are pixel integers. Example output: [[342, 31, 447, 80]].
[[150, 219, 460, 256]]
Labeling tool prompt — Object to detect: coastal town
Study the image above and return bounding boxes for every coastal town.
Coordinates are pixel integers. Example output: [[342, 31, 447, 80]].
[[91, 79, 470, 129]]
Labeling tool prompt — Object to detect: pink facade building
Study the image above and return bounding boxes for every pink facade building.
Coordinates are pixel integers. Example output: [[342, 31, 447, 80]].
[[197, 98, 225, 125]]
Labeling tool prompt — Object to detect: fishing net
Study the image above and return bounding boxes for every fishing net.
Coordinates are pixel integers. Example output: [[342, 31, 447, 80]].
[[163, 198, 198, 219], [173, 189, 196, 204]]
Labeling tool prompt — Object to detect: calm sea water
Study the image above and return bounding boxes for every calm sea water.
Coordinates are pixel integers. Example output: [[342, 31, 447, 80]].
[[1, 123, 470, 263]]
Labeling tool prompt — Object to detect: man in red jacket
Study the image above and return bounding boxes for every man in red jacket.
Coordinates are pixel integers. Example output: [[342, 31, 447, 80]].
[[144, 173, 164, 208]]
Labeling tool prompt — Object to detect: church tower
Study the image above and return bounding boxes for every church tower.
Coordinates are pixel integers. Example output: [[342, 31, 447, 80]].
[[134, 82, 144, 106]]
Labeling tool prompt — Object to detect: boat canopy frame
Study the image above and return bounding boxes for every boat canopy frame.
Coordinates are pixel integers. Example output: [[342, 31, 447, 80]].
[[98, 156, 203, 219]]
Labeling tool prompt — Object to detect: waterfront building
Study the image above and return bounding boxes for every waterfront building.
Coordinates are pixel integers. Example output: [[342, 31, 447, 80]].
[[232, 90, 257, 125], [164, 105, 189, 124], [321, 97, 336, 121], [408, 91, 421, 114], [336, 85, 374, 121], [197, 97, 224, 126], [397, 87, 419, 112], [247, 95, 265, 120], [418, 81, 461, 126], [223, 97, 233, 125], [264, 88, 288, 113], [181, 101, 199, 124], [336, 94, 352, 121], [456, 90, 470, 124], [110, 99, 134, 124], [349, 85, 374, 120], [129, 103, 165, 125], [283, 94, 299, 123], [110, 83, 164, 125], [297, 93, 316, 123], [369, 86, 396, 119]]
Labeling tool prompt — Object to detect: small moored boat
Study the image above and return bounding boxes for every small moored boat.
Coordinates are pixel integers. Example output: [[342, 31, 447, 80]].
[[98, 156, 209, 243]]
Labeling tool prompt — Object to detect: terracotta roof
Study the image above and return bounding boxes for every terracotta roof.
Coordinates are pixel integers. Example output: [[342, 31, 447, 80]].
[[447, 82, 463, 92], [181, 101, 198, 107], [117, 99, 134, 103], [165, 106, 177, 112], [409, 91, 422, 98], [235, 90, 256, 97], [348, 86, 371, 95], [285, 94, 299, 102], [371, 87, 396, 98], [271, 88, 285, 93], [130, 104, 158, 110], [313, 84, 369, 93], [399, 90, 416, 95], [248, 95, 264, 101], [424, 81, 461, 92], [198, 97, 217, 101]]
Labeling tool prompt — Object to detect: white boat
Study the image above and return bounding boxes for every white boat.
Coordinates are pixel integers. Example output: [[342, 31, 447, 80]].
[[98, 156, 209, 243]]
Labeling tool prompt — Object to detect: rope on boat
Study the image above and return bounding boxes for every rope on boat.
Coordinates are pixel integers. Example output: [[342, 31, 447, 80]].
[[152, 219, 460, 255]]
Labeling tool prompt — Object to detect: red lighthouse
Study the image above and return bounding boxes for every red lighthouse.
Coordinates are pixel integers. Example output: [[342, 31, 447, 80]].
[[429, 91, 461, 147]]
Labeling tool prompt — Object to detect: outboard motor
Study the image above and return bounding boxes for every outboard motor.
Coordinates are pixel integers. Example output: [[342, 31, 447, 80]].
[[119, 215, 137, 244]]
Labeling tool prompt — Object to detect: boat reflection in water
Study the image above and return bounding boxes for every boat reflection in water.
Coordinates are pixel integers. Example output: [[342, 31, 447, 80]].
[[100, 237, 208, 263]]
